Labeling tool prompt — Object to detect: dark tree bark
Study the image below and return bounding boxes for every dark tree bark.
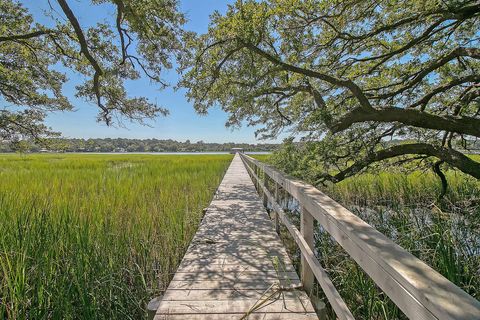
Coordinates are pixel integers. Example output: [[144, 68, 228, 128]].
[[330, 107, 480, 138], [433, 160, 448, 199], [319, 143, 480, 183], [56, 0, 106, 119]]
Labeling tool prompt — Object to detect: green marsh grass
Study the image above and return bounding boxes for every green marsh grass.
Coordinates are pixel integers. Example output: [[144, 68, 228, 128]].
[[0, 154, 232, 319]]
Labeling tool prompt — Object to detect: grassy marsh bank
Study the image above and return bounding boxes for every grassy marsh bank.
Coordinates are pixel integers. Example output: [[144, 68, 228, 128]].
[[0, 154, 232, 319]]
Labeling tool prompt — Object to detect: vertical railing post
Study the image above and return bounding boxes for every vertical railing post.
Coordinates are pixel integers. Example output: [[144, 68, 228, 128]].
[[300, 206, 315, 295], [262, 181, 268, 208], [273, 183, 280, 234], [260, 166, 268, 208]]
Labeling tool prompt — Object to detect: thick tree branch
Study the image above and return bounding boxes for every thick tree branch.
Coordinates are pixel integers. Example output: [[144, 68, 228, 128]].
[[320, 143, 480, 183], [0, 30, 52, 42], [239, 40, 374, 111], [56, 0, 108, 120], [114, 0, 127, 64], [331, 107, 480, 138], [433, 160, 448, 199], [308, 84, 327, 109]]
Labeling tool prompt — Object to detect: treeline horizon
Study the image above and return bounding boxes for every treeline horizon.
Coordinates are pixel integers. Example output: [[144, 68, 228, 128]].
[[0, 138, 279, 153], [2, 137, 479, 154]]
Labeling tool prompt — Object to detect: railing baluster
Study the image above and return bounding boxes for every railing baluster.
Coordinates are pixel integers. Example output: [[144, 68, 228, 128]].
[[301, 206, 315, 295], [262, 169, 268, 207], [273, 182, 280, 234]]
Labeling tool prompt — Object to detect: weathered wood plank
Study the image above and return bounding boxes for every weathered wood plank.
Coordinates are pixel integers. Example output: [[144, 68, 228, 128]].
[[174, 263, 295, 273], [155, 154, 317, 320], [300, 206, 315, 295], [177, 259, 296, 271], [155, 313, 319, 320], [167, 278, 303, 290], [185, 242, 289, 255], [172, 271, 299, 282], [178, 257, 293, 268], [157, 299, 314, 314], [162, 289, 308, 301]]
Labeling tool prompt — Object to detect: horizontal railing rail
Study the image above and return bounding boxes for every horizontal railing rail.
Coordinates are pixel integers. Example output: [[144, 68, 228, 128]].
[[240, 153, 480, 320]]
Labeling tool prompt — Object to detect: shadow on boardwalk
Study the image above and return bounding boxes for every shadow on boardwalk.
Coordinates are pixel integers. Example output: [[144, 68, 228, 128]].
[[154, 154, 317, 319]]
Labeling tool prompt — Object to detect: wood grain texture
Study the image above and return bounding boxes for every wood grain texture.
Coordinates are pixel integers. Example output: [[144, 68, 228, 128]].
[[154, 154, 317, 320]]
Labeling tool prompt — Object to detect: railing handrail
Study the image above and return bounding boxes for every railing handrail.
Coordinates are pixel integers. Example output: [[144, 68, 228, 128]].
[[240, 153, 480, 320]]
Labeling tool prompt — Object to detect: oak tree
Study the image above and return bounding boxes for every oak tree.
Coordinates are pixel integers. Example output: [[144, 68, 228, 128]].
[[0, 0, 184, 142], [181, 0, 480, 190]]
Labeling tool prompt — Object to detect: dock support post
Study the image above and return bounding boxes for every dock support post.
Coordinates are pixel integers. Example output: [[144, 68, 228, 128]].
[[147, 295, 163, 320], [311, 296, 327, 320], [300, 206, 315, 295]]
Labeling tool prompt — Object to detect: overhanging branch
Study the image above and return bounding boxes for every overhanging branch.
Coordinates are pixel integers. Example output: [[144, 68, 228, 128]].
[[56, 0, 108, 121], [319, 143, 480, 183], [0, 30, 53, 42], [239, 40, 374, 111], [331, 107, 480, 138]]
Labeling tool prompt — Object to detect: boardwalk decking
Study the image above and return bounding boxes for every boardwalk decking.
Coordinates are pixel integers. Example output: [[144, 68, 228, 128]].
[[155, 154, 317, 319]]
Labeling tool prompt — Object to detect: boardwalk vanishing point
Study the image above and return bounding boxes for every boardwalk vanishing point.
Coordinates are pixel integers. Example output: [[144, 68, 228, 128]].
[[154, 154, 317, 319], [153, 153, 480, 320]]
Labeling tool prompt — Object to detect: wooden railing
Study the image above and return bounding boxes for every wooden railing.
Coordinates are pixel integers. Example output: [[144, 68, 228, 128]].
[[240, 153, 480, 320]]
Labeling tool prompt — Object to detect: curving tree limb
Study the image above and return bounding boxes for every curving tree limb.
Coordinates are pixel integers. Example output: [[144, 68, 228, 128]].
[[330, 107, 480, 138], [318, 143, 480, 183], [56, 0, 107, 120], [433, 160, 448, 199]]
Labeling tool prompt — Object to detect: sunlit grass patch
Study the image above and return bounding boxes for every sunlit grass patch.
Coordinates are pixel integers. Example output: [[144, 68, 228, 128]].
[[0, 154, 232, 319]]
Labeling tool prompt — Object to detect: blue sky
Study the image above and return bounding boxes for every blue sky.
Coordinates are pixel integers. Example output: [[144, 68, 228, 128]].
[[19, 0, 283, 144]]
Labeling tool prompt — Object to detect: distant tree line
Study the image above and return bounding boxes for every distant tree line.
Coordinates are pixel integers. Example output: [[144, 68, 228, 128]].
[[0, 138, 278, 153], [2, 0, 479, 186]]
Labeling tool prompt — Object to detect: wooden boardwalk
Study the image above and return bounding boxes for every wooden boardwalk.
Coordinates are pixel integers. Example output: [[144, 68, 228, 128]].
[[154, 154, 317, 319]]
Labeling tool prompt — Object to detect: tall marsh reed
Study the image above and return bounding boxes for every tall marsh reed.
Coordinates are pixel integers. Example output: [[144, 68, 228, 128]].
[[0, 154, 232, 319]]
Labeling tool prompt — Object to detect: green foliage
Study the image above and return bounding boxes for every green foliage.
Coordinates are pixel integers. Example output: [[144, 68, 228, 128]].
[[0, 0, 184, 140], [0, 137, 279, 153], [181, 0, 480, 180], [0, 154, 232, 319]]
